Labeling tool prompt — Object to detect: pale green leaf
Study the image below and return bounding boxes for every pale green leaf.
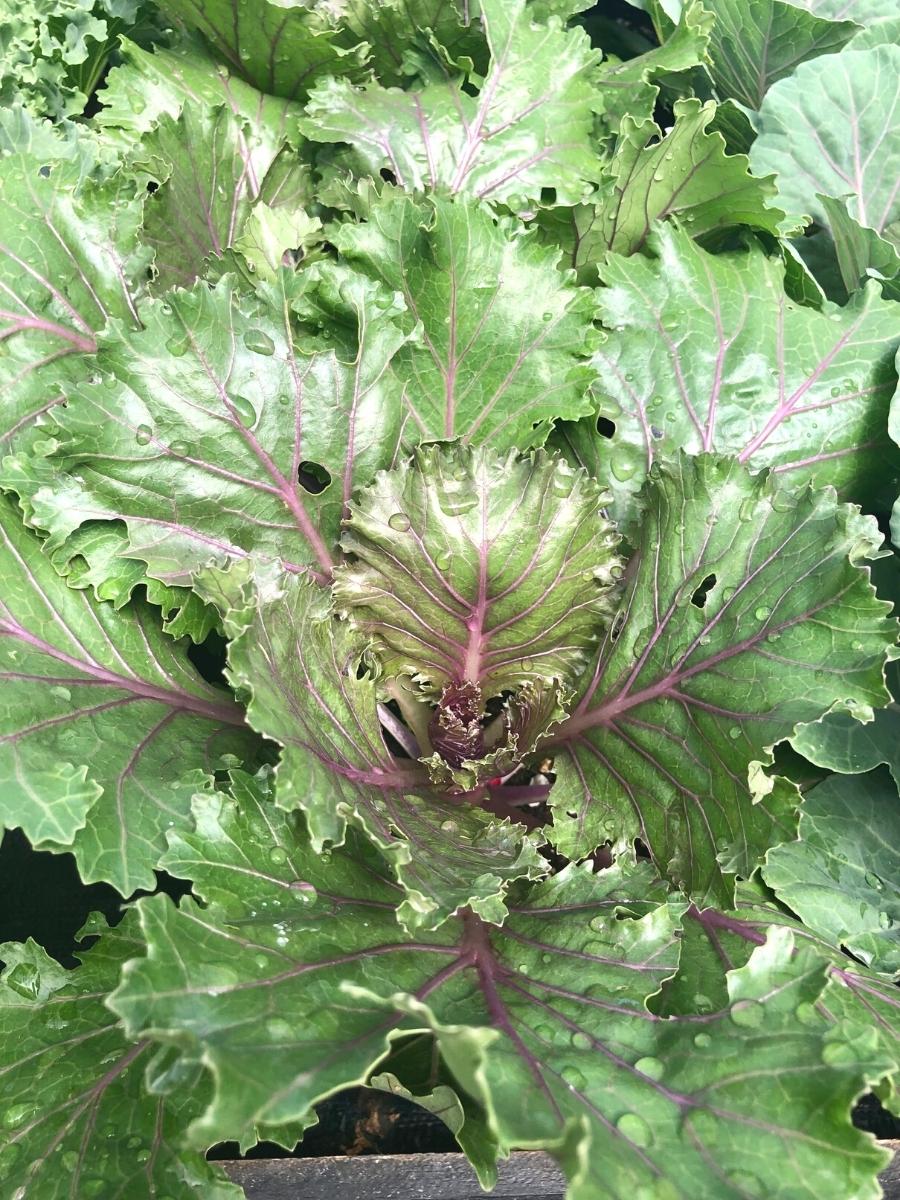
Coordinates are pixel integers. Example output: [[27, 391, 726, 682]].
[[0, 494, 254, 893], [551, 224, 900, 528], [764, 768, 900, 976], [0, 913, 240, 1199], [300, 0, 604, 205], [330, 193, 598, 445], [751, 45, 900, 249]]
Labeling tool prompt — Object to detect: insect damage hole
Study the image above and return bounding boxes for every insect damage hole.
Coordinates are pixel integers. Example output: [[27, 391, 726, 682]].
[[297, 461, 331, 494], [690, 573, 716, 608]]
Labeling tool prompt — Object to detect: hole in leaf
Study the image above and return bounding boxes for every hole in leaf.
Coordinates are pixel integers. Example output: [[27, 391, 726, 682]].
[[38, 164, 51, 178], [596, 416, 616, 438], [379, 167, 397, 185], [146, 179, 159, 195], [690, 573, 716, 608], [650, 424, 664, 440], [297, 461, 331, 494]]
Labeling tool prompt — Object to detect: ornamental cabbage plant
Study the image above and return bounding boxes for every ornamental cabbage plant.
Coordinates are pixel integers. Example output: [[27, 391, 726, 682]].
[[2, 1, 900, 1197]]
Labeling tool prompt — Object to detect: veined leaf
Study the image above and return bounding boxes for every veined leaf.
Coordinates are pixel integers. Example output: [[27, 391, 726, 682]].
[[110, 780, 890, 1198], [7, 270, 408, 587], [751, 45, 900, 249], [551, 224, 900, 527], [336, 444, 622, 695], [541, 98, 788, 275], [152, 0, 368, 101], [0, 494, 254, 893], [300, 0, 605, 205], [224, 584, 545, 932], [545, 455, 896, 905], [0, 913, 240, 1199], [330, 193, 598, 445], [703, 0, 858, 111], [0, 107, 149, 456], [764, 768, 900, 976], [783, 0, 897, 24]]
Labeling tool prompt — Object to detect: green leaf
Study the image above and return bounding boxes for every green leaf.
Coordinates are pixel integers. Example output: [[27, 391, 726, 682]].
[[224, 585, 544, 932], [132, 106, 309, 292], [750, 45, 900, 250], [546, 455, 896, 905], [550, 224, 900, 528], [0, 107, 150, 457], [783, 0, 896, 22], [0, 494, 254, 893], [0, 913, 240, 1199], [593, 0, 713, 138], [48, 523, 220, 644], [0, 0, 157, 120], [336, 444, 621, 695], [110, 787, 891, 1197], [702, 0, 858, 111], [7, 270, 408, 587], [544, 98, 788, 274], [231, 202, 323, 283], [655, 887, 900, 1093], [337, 0, 489, 86], [97, 36, 303, 148], [764, 768, 900, 976], [299, 0, 604, 205], [816, 194, 900, 301], [330, 193, 598, 445], [152, 0, 368, 102]]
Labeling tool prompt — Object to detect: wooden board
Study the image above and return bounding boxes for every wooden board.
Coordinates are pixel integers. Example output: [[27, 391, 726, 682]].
[[222, 1144, 900, 1199]]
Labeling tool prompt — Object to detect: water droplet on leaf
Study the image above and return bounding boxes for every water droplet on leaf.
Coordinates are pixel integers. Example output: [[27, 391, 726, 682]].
[[243, 329, 276, 356], [388, 512, 411, 532], [231, 395, 257, 427], [730, 999, 765, 1028], [135, 424, 153, 445], [616, 1112, 653, 1147]]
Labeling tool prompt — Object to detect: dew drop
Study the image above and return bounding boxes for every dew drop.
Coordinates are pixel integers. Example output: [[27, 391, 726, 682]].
[[794, 1001, 820, 1027], [254, 954, 268, 969], [269, 846, 287, 866], [616, 1112, 653, 1147], [135, 424, 153, 445], [388, 512, 411, 532], [726, 1170, 762, 1196], [570, 1031, 592, 1050], [3, 1103, 34, 1128], [165, 335, 189, 357], [728, 725, 741, 740], [50, 685, 71, 703], [730, 999, 765, 1028], [634, 1056, 664, 1080], [610, 456, 636, 482], [231, 394, 257, 427], [693, 992, 714, 1013], [266, 1017, 293, 1040], [434, 549, 452, 570], [693, 1032, 712, 1048], [865, 871, 884, 891], [754, 605, 772, 621], [879, 910, 894, 930], [169, 440, 189, 456], [243, 329, 276, 356], [561, 1065, 586, 1088], [440, 819, 458, 833]]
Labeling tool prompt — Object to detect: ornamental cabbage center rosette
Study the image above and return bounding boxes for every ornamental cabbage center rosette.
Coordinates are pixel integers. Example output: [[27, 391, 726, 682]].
[[211, 445, 896, 932]]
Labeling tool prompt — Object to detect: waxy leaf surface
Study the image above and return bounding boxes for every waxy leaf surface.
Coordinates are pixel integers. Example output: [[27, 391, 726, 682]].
[[13, 271, 407, 587], [751, 46, 900, 247], [330, 194, 597, 446], [225, 581, 544, 932], [547, 455, 896, 905], [300, 0, 604, 205], [764, 768, 900, 976], [336, 444, 621, 695], [0, 913, 240, 1200], [0, 494, 253, 893], [111, 779, 889, 1199], [552, 225, 900, 527]]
